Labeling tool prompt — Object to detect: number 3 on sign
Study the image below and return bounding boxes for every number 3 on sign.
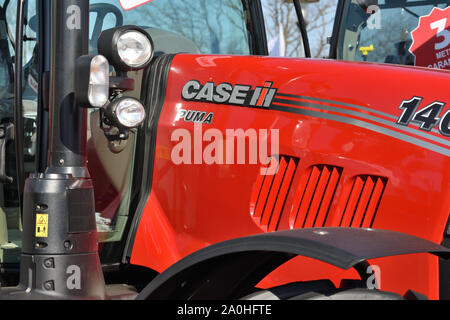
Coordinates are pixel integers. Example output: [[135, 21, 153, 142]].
[[430, 18, 450, 50], [119, 0, 152, 11]]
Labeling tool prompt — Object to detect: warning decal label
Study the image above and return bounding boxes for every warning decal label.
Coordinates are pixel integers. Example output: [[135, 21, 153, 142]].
[[36, 214, 48, 238], [409, 7, 450, 70]]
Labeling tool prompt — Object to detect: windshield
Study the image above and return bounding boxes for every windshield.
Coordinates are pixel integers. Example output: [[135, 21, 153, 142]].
[[89, 0, 250, 55], [337, 0, 450, 67]]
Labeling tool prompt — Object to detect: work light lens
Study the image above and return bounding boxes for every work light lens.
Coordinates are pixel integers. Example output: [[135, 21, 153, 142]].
[[115, 98, 146, 128], [88, 55, 109, 107], [117, 31, 152, 68]]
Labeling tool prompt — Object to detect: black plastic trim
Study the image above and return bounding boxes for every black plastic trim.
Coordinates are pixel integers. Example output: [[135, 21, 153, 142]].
[[121, 54, 176, 263], [293, 0, 311, 58], [440, 215, 450, 299], [328, 0, 346, 59], [244, 0, 268, 55], [137, 227, 450, 300]]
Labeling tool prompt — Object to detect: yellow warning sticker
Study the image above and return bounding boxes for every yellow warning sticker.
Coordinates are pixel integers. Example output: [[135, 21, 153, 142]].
[[35, 214, 48, 238]]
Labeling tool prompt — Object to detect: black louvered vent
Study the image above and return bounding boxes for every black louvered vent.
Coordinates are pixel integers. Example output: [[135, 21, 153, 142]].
[[290, 165, 342, 229], [336, 175, 387, 228], [250, 156, 299, 232]]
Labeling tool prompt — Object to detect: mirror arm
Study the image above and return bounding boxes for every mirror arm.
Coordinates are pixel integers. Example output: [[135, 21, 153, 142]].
[[293, 0, 312, 58]]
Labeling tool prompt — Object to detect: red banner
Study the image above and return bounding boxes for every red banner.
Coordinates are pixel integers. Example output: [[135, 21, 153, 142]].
[[119, 0, 152, 11], [409, 7, 450, 70]]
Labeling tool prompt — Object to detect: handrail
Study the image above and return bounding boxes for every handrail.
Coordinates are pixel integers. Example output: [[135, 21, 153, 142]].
[[14, 0, 26, 216]]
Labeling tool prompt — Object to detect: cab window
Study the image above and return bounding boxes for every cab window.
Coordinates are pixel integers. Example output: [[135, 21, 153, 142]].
[[89, 0, 250, 55], [337, 0, 449, 65]]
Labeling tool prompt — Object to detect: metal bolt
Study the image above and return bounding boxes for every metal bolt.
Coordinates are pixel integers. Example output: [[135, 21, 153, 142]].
[[64, 240, 73, 250], [58, 158, 64, 165], [43, 258, 54, 268], [44, 281, 54, 291]]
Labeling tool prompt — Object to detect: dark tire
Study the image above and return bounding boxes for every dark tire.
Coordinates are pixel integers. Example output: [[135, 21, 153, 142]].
[[241, 280, 404, 300]]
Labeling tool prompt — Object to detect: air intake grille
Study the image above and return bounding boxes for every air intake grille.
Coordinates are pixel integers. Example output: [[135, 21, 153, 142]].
[[290, 165, 342, 229], [250, 156, 299, 232], [337, 175, 387, 228]]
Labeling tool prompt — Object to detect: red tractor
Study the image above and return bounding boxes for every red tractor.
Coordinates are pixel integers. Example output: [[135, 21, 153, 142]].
[[0, 0, 448, 300]]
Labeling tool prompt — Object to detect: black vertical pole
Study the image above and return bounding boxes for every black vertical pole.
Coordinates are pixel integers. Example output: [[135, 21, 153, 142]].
[[35, 0, 51, 173], [47, 0, 89, 176], [0, 0, 107, 300], [14, 0, 25, 217], [293, 0, 311, 58]]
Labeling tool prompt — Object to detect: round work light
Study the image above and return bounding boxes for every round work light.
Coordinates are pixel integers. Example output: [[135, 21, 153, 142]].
[[105, 97, 146, 128], [98, 26, 154, 72]]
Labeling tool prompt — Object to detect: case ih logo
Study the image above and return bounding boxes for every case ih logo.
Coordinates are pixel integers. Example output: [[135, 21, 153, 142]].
[[182, 80, 277, 108]]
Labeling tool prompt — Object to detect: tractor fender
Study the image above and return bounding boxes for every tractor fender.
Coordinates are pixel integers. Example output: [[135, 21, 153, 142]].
[[136, 227, 450, 300]]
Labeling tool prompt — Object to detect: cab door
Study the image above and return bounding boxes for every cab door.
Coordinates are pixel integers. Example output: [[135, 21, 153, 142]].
[[0, 0, 38, 267]]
